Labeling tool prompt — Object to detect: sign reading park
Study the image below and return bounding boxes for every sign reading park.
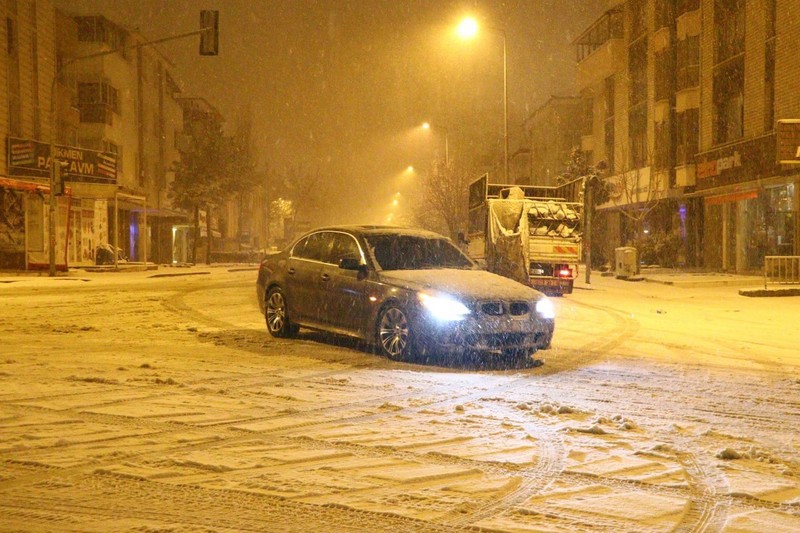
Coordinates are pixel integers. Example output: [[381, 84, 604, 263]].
[[7, 137, 117, 184]]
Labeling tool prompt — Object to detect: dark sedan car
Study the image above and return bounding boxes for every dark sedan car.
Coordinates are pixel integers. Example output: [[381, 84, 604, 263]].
[[256, 226, 555, 363]]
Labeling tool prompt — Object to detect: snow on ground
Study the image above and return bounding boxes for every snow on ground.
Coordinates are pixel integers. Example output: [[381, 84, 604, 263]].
[[1, 266, 799, 531]]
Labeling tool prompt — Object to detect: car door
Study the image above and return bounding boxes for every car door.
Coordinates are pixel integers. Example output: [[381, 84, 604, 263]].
[[285, 232, 330, 325], [319, 232, 372, 333]]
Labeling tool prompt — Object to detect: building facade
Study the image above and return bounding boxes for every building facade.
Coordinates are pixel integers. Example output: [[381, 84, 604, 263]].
[[575, 0, 799, 272], [1, 3, 191, 271], [519, 95, 590, 187], [59, 13, 186, 266], [1, 0, 62, 270]]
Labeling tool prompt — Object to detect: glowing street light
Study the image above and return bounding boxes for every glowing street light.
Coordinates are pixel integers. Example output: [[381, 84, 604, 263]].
[[421, 122, 449, 166], [455, 16, 508, 182], [406, 165, 414, 173], [456, 17, 479, 39]]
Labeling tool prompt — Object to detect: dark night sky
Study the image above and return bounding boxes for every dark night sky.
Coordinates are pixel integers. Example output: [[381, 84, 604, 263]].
[[55, 0, 607, 224]]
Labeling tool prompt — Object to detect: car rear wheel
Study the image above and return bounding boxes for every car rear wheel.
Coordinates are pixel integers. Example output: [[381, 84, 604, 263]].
[[265, 287, 299, 338], [376, 305, 413, 361]]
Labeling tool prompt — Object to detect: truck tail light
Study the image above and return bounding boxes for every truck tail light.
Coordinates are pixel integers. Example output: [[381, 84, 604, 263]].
[[557, 267, 572, 278]]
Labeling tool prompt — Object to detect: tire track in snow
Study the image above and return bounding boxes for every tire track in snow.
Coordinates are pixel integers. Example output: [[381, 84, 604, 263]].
[[555, 299, 641, 368], [0, 471, 483, 533]]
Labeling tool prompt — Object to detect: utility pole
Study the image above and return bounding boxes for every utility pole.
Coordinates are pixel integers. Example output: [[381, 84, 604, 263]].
[[46, 12, 219, 276], [584, 175, 593, 284]]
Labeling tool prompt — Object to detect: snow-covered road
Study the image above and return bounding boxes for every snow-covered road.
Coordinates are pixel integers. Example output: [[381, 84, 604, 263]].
[[1, 268, 799, 532]]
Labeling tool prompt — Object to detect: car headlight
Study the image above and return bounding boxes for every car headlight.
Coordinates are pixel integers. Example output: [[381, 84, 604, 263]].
[[535, 297, 555, 319], [418, 293, 471, 321]]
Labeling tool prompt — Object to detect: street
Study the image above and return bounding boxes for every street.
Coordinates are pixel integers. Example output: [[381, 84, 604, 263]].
[[1, 268, 799, 532]]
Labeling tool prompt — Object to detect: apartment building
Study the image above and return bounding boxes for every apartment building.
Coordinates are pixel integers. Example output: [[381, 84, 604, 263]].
[[519, 95, 590, 186], [574, 0, 799, 272], [1, 3, 188, 270], [59, 12, 186, 265], [1, 0, 62, 270]]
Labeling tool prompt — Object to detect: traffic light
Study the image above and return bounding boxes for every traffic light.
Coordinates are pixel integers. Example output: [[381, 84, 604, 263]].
[[53, 159, 66, 196], [200, 10, 219, 56]]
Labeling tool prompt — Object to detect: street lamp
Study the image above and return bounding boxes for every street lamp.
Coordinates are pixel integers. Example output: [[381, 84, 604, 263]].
[[456, 16, 508, 183], [421, 122, 449, 166]]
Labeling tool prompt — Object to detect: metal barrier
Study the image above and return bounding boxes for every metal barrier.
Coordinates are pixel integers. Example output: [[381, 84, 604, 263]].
[[764, 256, 800, 288]]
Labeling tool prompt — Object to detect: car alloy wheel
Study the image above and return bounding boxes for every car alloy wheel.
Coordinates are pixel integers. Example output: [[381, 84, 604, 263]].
[[377, 306, 411, 361], [265, 287, 297, 338]]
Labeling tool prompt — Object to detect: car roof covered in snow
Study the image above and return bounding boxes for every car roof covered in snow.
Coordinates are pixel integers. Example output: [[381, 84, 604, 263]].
[[307, 225, 449, 239]]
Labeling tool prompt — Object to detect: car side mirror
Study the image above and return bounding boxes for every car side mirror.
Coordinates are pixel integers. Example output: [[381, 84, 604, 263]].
[[339, 257, 363, 271]]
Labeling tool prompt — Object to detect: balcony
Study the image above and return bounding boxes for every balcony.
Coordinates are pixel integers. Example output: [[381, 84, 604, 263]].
[[577, 39, 625, 90], [78, 103, 114, 125], [575, 7, 623, 62]]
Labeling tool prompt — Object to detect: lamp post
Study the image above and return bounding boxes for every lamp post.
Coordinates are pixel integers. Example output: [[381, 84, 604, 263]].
[[421, 122, 449, 166], [456, 17, 508, 183]]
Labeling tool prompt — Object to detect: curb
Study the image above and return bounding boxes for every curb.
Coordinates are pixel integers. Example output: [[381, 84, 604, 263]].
[[147, 271, 211, 279], [739, 287, 800, 297]]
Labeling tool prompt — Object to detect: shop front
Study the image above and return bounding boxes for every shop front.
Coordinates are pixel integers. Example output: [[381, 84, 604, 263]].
[[695, 133, 798, 273], [4, 138, 117, 269]]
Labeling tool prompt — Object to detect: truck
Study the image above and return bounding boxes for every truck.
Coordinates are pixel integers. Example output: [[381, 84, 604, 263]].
[[465, 174, 584, 296]]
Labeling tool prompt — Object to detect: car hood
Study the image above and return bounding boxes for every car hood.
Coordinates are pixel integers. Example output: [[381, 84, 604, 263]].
[[378, 269, 543, 301]]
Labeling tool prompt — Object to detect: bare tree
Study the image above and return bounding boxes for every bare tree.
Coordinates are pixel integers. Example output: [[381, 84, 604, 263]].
[[411, 160, 473, 242], [605, 145, 666, 244]]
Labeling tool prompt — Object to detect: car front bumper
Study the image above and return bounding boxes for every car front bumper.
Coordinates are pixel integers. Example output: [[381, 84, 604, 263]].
[[414, 313, 554, 355]]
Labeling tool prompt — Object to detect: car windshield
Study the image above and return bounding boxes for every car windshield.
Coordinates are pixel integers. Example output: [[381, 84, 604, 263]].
[[365, 234, 474, 271]]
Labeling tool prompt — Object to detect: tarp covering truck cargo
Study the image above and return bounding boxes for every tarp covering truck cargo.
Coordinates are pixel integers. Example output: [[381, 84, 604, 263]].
[[466, 174, 583, 296]]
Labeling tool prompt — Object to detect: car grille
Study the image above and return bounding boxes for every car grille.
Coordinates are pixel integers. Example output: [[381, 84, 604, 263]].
[[479, 301, 530, 316], [465, 332, 530, 348]]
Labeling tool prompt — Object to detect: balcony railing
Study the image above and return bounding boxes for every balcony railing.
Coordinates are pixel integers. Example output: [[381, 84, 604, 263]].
[[575, 7, 623, 63], [78, 103, 113, 125]]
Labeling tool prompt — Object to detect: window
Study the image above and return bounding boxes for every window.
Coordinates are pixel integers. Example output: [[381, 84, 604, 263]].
[[676, 0, 700, 18], [75, 16, 127, 57], [6, 16, 21, 136], [604, 75, 615, 117], [764, 39, 775, 131], [7, 16, 15, 54], [766, 0, 776, 39], [713, 59, 744, 144], [629, 0, 647, 40], [629, 103, 648, 168], [676, 109, 699, 164], [654, 120, 670, 171], [328, 233, 361, 265], [629, 38, 648, 106], [292, 232, 331, 262], [604, 76, 615, 172], [655, 0, 673, 31], [654, 49, 671, 102], [715, 0, 744, 64], [677, 35, 700, 90], [77, 82, 120, 124]]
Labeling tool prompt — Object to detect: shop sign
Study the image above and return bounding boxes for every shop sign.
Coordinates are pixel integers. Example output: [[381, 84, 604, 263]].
[[7, 137, 117, 184], [697, 152, 741, 180], [694, 134, 778, 191], [777, 119, 800, 164]]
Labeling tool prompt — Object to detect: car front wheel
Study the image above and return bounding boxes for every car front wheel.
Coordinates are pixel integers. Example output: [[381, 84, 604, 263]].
[[265, 287, 299, 338], [376, 305, 413, 361]]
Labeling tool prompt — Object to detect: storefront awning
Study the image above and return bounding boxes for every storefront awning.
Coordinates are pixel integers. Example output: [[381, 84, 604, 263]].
[[0, 176, 49, 194], [0, 176, 73, 196], [704, 190, 758, 205], [131, 206, 190, 219]]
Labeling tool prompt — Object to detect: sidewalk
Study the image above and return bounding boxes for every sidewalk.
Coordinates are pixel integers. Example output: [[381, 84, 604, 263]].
[[576, 266, 800, 297], [0, 263, 259, 287]]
